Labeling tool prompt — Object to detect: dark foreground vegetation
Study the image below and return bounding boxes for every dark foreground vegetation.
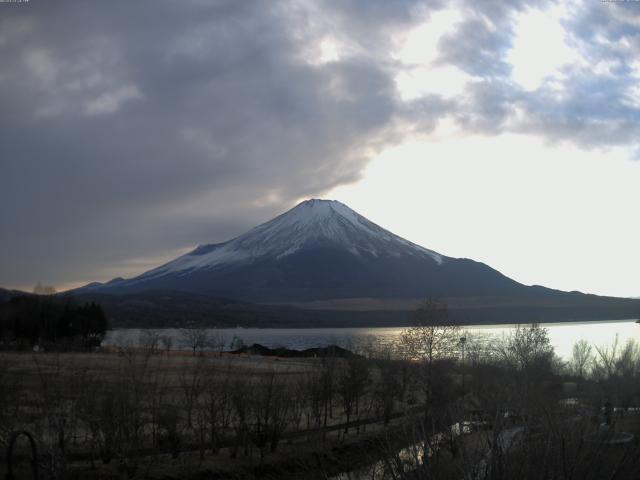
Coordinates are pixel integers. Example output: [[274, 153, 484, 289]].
[[0, 294, 108, 350], [2, 300, 640, 479]]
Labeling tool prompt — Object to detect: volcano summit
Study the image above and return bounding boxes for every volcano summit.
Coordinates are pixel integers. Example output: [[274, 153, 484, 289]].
[[80, 199, 551, 302]]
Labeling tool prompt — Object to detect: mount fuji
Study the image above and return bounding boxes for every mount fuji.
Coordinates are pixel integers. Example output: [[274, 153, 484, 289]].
[[80, 199, 543, 301], [73, 199, 640, 325]]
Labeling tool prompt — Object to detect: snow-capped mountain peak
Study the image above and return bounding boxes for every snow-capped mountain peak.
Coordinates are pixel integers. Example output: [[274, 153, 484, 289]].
[[71, 200, 640, 320], [132, 199, 443, 283]]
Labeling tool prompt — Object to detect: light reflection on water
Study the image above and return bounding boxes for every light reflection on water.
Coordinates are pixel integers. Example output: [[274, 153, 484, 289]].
[[104, 319, 640, 360]]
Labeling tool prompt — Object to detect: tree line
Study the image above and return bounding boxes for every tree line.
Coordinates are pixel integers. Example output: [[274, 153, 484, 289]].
[[0, 294, 109, 350]]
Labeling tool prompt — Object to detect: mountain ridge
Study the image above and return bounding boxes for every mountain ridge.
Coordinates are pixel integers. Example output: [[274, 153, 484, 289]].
[[76, 199, 534, 301]]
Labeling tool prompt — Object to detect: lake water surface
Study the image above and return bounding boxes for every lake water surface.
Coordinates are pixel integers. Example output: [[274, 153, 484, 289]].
[[104, 319, 640, 360]]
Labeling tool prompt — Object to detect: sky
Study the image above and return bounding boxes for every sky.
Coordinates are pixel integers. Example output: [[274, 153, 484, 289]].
[[1, 0, 639, 297]]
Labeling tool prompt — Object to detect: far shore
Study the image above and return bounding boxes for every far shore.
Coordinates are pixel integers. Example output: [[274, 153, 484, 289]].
[[106, 316, 640, 330]]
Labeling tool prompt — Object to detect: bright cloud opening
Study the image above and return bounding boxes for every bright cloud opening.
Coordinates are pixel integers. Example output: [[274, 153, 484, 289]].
[[394, 8, 463, 66], [395, 65, 470, 100], [328, 131, 640, 298], [507, 5, 582, 91], [393, 9, 468, 99]]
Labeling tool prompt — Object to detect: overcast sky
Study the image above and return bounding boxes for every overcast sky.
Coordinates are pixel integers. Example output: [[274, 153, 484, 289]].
[[1, 0, 639, 297]]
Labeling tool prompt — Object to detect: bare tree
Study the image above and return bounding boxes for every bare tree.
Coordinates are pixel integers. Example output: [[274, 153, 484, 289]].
[[249, 369, 290, 455], [338, 356, 369, 432], [206, 330, 226, 355], [615, 338, 640, 377], [178, 358, 205, 430], [306, 360, 335, 442], [139, 329, 161, 354], [494, 323, 554, 371], [570, 339, 593, 378], [400, 299, 460, 364], [593, 334, 620, 379], [160, 334, 173, 354], [201, 363, 234, 455], [288, 373, 309, 435], [33, 282, 57, 295], [373, 357, 402, 426], [180, 328, 209, 356], [230, 375, 251, 458], [400, 299, 460, 418]]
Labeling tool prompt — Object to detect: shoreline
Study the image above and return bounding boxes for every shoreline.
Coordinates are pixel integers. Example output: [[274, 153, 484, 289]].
[[106, 317, 640, 330]]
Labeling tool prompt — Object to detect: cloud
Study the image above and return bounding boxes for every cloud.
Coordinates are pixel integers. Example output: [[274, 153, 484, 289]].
[[0, 0, 638, 289], [0, 0, 427, 287]]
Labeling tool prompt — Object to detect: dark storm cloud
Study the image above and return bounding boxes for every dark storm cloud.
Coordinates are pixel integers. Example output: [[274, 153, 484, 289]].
[[1, 0, 639, 288], [0, 0, 432, 287]]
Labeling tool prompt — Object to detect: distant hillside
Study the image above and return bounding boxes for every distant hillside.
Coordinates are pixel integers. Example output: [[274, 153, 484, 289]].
[[69, 289, 640, 329], [69, 290, 409, 328], [0, 287, 29, 302]]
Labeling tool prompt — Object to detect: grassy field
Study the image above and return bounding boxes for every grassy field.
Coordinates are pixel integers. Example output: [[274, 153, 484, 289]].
[[0, 350, 430, 479], [4, 329, 640, 479]]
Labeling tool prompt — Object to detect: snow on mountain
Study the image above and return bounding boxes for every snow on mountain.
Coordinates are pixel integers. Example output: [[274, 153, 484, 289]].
[[131, 199, 444, 284], [78, 198, 534, 302]]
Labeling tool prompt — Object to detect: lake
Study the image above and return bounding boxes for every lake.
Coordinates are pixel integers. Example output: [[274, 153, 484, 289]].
[[104, 319, 640, 360]]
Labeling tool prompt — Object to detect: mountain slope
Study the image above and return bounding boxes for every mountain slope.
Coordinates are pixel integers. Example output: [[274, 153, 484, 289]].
[[0, 287, 29, 302], [80, 199, 549, 302]]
